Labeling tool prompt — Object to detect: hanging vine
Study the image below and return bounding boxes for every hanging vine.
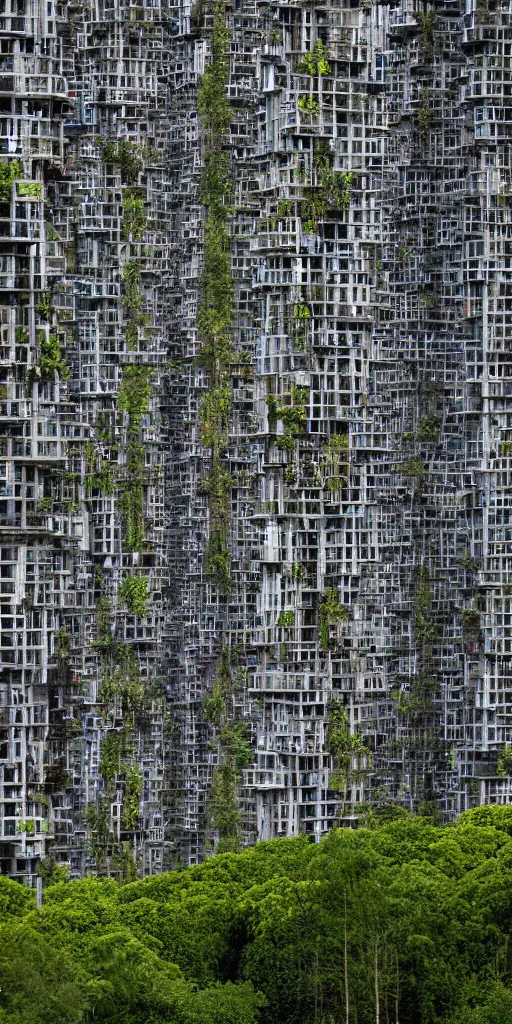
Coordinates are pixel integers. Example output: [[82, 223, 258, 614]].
[[196, 0, 235, 592]]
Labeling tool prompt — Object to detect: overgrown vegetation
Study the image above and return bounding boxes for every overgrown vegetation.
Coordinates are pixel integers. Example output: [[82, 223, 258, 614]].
[[0, 159, 22, 201], [297, 40, 331, 76], [122, 260, 149, 350], [122, 187, 146, 241], [414, 566, 438, 646], [318, 587, 349, 650], [326, 700, 371, 790], [197, 0, 235, 592], [36, 332, 69, 383], [116, 366, 152, 550], [101, 138, 156, 184], [119, 575, 148, 616]]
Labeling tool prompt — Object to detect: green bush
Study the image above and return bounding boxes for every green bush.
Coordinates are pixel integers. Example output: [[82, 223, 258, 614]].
[[119, 576, 148, 616], [297, 41, 331, 76], [318, 588, 349, 649], [0, 160, 22, 201], [117, 365, 152, 430], [122, 188, 146, 240]]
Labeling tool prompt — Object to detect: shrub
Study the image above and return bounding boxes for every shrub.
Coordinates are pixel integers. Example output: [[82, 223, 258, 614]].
[[119, 575, 148, 616]]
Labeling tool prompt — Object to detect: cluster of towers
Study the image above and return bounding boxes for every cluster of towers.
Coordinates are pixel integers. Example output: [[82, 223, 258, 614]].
[[0, 0, 511, 882]]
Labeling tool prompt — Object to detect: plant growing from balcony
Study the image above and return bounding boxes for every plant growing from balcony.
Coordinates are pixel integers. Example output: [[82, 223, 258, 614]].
[[122, 261, 149, 351], [416, 414, 440, 442], [122, 188, 146, 240], [209, 763, 242, 853], [297, 40, 331, 76], [18, 182, 41, 198], [319, 589, 349, 650], [298, 95, 320, 117], [121, 765, 142, 830], [117, 365, 152, 430], [326, 700, 371, 790], [0, 160, 22, 201], [100, 731, 123, 785], [119, 575, 148, 616], [37, 332, 69, 382], [497, 747, 512, 776], [321, 169, 353, 211], [197, 0, 236, 593], [414, 567, 438, 645], [278, 610, 295, 627], [36, 293, 55, 322], [459, 552, 480, 573], [101, 139, 152, 184], [206, 531, 233, 592], [219, 721, 253, 770]]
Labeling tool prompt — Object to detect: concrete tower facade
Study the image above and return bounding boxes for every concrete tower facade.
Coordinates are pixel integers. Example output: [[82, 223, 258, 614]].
[[0, 0, 510, 881]]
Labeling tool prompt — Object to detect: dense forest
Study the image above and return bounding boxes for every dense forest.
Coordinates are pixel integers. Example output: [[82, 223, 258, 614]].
[[3, 806, 512, 1024]]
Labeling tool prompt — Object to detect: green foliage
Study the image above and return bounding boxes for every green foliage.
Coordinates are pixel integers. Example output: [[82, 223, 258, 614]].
[[117, 440, 145, 553], [402, 459, 426, 478], [298, 95, 319, 117], [326, 700, 370, 789], [18, 181, 42, 198], [321, 169, 353, 211], [219, 722, 253, 770], [119, 575, 148, 616], [414, 566, 438, 645], [197, 2, 237, 589], [416, 414, 440, 441], [210, 763, 242, 851], [497, 747, 512, 776], [200, 386, 232, 450], [272, 386, 308, 451], [100, 731, 123, 785], [36, 293, 54, 321], [459, 552, 480, 573], [275, 432, 296, 452], [37, 858, 69, 887], [204, 688, 226, 725], [98, 644, 144, 709], [416, 11, 436, 58], [37, 332, 69, 382], [89, 460, 116, 495], [122, 260, 149, 350], [122, 765, 142, 830], [293, 303, 311, 319], [117, 364, 152, 430], [318, 588, 349, 650], [118, 476, 144, 552], [55, 627, 70, 664], [277, 610, 295, 627], [206, 531, 233, 592], [101, 139, 155, 183], [297, 41, 331, 76], [459, 607, 481, 630], [0, 159, 22, 201], [7, 810, 512, 1024], [122, 187, 146, 240]]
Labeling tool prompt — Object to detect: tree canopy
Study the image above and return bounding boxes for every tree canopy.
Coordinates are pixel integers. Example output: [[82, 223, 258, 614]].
[[4, 806, 512, 1023]]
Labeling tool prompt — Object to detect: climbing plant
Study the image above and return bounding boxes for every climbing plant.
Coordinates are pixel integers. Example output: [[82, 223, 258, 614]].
[[197, 0, 236, 592], [318, 588, 349, 650], [119, 575, 148, 616]]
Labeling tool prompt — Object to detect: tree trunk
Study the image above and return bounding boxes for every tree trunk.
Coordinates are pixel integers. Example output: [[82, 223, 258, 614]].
[[395, 952, 400, 1024], [375, 944, 380, 1024], [344, 894, 350, 1024]]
